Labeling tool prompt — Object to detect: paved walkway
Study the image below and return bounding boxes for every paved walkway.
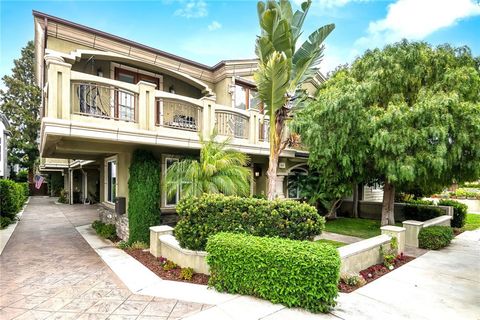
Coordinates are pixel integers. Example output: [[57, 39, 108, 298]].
[[0, 197, 209, 320]]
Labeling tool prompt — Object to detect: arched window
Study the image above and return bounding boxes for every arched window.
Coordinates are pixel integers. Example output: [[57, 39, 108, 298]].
[[287, 167, 308, 199]]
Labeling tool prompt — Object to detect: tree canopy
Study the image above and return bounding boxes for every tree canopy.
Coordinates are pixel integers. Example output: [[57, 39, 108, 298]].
[[294, 40, 480, 225], [0, 41, 41, 172]]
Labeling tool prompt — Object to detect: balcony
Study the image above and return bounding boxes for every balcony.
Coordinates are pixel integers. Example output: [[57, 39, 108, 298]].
[[41, 55, 297, 158], [156, 98, 202, 132], [72, 82, 138, 122]]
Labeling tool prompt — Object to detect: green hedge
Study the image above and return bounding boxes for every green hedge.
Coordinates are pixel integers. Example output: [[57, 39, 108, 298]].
[[128, 150, 161, 244], [0, 180, 28, 229], [418, 226, 453, 250], [175, 194, 324, 251], [206, 233, 340, 313], [438, 199, 468, 228], [403, 204, 443, 221]]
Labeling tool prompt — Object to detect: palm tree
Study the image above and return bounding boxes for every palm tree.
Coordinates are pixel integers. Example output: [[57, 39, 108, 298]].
[[254, 0, 334, 200], [165, 134, 251, 198]]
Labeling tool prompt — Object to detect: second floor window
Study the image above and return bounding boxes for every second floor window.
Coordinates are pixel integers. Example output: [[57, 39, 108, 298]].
[[234, 84, 258, 110]]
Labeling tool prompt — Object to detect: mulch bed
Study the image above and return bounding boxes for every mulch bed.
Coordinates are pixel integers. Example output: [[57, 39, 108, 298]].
[[339, 254, 415, 293], [125, 248, 210, 285]]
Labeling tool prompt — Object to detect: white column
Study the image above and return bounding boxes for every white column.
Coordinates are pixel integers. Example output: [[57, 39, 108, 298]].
[[275, 175, 285, 199]]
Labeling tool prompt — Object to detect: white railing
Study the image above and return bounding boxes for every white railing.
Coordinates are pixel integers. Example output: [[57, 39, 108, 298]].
[[215, 110, 249, 139], [156, 98, 202, 132]]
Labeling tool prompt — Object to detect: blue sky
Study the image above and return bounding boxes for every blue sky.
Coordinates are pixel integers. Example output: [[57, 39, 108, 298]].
[[1, 0, 480, 83]]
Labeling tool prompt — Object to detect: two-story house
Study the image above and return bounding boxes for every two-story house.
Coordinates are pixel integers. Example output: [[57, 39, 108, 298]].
[[33, 11, 321, 227], [0, 113, 11, 179]]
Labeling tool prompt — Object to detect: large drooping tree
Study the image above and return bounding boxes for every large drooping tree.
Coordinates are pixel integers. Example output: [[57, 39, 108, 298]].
[[165, 134, 251, 198], [0, 41, 41, 173], [254, 0, 334, 200], [294, 41, 480, 225]]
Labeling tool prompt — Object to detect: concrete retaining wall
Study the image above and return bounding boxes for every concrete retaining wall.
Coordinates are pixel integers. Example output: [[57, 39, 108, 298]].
[[150, 225, 407, 277], [339, 200, 453, 221], [339, 226, 405, 274], [403, 215, 452, 248], [150, 226, 209, 274]]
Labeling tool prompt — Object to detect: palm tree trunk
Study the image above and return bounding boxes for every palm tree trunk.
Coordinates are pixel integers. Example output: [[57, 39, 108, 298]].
[[381, 181, 395, 226], [266, 108, 287, 200]]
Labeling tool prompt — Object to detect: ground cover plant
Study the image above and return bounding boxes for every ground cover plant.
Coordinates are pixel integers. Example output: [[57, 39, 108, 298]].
[[91, 220, 118, 241], [315, 239, 345, 248], [206, 232, 340, 313], [464, 214, 480, 231], [123, 249, 208, 285], [324, 217, 384, 239], [175, 193, 324, 251]]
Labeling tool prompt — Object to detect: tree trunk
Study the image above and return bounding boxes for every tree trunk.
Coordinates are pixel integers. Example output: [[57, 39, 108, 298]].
[[325, 198, 342, 220], [352, 183, 359, 218], [266, 108, 288, 200], [266, 153, 279, 200], [381, 181, 395, 226]]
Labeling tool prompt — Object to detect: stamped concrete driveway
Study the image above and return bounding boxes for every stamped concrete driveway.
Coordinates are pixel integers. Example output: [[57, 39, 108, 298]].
[[0, 197, 208, 320]]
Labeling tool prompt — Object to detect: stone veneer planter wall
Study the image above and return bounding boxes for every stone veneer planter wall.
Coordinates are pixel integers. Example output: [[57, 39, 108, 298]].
[[98, 205, 129, 241], [149, 225, 407, 276]]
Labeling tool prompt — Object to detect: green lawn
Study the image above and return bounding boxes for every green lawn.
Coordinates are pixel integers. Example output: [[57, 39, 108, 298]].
[[314, 239, 346, 248], [324, 217, 387, 239], [464, 214, 480, 231]]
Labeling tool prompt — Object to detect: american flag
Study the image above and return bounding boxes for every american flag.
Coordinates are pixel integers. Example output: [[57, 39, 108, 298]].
[[34, 174, 45, 189]]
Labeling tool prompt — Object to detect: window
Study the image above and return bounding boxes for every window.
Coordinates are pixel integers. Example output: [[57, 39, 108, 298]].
[[165, 158, 179, 206], [107, 160, 117, 203], [234, 84, 258, 110], [287, 168, 308, 199]]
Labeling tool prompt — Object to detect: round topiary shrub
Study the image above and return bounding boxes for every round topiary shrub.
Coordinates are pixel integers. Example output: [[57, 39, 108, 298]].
[[418, 226, 454, 250]]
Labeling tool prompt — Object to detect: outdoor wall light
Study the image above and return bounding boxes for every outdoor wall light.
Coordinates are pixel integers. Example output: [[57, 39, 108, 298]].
[[169, 85, 176, 94], [97, 68, 103, 77]]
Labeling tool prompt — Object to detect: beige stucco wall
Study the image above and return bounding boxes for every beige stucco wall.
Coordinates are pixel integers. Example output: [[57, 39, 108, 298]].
[[71, 58, 111, 79], [214, 77, 233, 106], [47, 37, 92, 54], [162, 74, 202, 99]]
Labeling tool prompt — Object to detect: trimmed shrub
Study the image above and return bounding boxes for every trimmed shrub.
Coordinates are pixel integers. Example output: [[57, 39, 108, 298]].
[[438, 199, 468, 228], [19, 182, 29, 198], [404, 198, 434, 205], [175, 193, 324, 251], [0, 179, 25, 220], [206, 233, 340, 313], [0, 216, 13, 229], [418, 226, 454, 250], [128, 150, 161, 244], [403, 204, 443, 221]]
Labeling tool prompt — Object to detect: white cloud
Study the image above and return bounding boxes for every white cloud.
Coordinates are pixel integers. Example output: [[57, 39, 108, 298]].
[[174, 0, 208, 18], [292, 0, 354, 9], [208, 21, 222, 31], [356, 0, 480, 48]]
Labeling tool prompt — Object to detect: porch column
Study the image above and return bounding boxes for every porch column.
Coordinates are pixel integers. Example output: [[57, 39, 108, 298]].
[[201, 96, 216, 137], [44, 53, 71, 120], [248, 109, 259, 144], [275, 175, 286, 199], [137, 81, 156, 131]]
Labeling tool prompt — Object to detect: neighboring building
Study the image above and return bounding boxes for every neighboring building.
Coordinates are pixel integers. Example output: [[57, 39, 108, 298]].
[[0, 113, 11, 179], [33, 11, 319, 233]]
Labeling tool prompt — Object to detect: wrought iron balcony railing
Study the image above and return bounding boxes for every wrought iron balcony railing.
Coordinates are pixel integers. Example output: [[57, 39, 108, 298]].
[[71, 82, 138, 122], [156, 98, 202, 132], [215, 110, 249, 139]]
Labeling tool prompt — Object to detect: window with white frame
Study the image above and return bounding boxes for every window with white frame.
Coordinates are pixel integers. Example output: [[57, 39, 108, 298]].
[[165, 158, 179, 206], [107, 159, 117, 203], [287, 168, 308, 199]]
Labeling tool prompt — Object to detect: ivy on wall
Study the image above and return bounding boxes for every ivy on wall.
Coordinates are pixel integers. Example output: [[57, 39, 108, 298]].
[[128, 149, 161, 243]]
